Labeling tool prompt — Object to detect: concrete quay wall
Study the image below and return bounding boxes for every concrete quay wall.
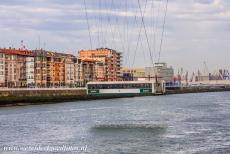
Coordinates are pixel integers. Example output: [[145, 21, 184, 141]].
[[0, 88, 87, 106], [0, 86, 230, 107], [166, 86, 230, 95]]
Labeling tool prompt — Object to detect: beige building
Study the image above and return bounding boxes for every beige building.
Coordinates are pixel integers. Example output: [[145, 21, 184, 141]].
[[74, 58, 84, 87], [145, 63, 174, 82], [65, 55, 75, 87], [95, 61, 106, 81], [0, 48, 34, 87], [82, 59, 96, 83], [121, 68, 145, 81], [0, 52, 5, 87], [73, 58, 107, 86]]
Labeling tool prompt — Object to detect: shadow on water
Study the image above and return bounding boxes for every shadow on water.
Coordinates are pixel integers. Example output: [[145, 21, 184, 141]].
[[91, 120, 167, 133], [89, 121, 167, 153]]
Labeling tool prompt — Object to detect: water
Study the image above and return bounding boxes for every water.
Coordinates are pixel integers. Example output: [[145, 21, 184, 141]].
[[0, 92, 230, 154]]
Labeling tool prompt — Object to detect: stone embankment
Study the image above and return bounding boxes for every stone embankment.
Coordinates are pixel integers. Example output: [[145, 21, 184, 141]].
[[0, 86, 230, 107], [0, 88, 87, 106]]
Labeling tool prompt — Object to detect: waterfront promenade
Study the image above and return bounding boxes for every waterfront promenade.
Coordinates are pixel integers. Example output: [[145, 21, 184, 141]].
[[1, 82, 230, 107], [0, 87, 86, 91]]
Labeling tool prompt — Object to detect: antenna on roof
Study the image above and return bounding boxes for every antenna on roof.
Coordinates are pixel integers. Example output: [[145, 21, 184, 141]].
[[20, 40, 26, 50]]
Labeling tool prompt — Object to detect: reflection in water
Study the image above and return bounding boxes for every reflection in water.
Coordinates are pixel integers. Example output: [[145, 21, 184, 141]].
[[93, 120, 167, 130]]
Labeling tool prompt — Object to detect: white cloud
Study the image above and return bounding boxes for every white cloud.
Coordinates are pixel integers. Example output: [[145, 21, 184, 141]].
[[0, 0, 230, 73]]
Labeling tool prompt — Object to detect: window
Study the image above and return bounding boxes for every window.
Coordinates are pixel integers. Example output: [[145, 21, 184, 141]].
[[88, 83, 152, 89]]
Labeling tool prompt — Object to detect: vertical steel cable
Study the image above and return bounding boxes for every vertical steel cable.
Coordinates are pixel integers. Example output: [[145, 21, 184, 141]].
[[132, 0, 148, 66], [158, 0, 169, 63], [83, 0, 93, 49], [137, 0, 155, 66]]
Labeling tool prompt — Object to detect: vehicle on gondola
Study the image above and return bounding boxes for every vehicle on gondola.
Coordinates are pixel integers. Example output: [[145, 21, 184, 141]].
[[87, 81, 165, 96]]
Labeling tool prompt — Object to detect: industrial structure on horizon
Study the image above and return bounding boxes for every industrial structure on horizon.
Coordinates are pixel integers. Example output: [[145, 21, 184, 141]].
[[121, 63, 174, 82]]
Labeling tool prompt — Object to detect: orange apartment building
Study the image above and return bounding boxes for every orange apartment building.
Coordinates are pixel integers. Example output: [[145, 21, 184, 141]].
[[46, 52, 64, 87], [78, 48, 122, 81]]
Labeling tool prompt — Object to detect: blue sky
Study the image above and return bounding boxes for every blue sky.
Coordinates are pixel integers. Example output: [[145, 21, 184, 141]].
[[0, 0, 230, 73]]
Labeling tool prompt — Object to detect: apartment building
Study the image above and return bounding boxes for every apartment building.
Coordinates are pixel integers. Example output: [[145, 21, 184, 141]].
[[95, 61, 106, 81], [65, 55, 75, 87], [0, 52, 5, 87], [81, 59, 97, 83], [73, 58, 106, 86], [33, 50, 47, 87], [79, 48, 122, 81], [0, 48, 34, 87], [47, 52, 75, 87], [0, 48, 122, 88], [74, 58, 84, 87], [26, 57, 35, 86]]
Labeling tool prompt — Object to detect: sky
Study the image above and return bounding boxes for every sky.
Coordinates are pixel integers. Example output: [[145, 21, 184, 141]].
[[0, 0, 230, 73]]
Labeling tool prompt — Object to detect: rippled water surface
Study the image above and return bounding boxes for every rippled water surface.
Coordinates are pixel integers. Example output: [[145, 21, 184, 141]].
[[1, 92, 230, 153]]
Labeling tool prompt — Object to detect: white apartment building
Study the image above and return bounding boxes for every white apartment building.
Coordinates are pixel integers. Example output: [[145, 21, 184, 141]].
[[65, 61, 75, 87], [26, 57, 35, 85], [74, 59, 84, 87]]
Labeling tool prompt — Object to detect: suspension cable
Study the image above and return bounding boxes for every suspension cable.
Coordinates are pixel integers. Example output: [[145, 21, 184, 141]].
[[158, 0, 169, 63], [132, 0, 148, 66], [137, 0, 155, 66], [83, 0, 93, 49]]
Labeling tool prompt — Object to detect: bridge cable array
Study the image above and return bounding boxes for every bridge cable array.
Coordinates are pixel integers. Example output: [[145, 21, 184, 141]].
[[82, 0, 169, 67]]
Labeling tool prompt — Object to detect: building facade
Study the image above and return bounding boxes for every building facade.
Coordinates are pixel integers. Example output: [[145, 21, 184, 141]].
[[95, 61, 106, 81], [0, 52, 5, 87], [145, 63, 174, 82], [26, 57, 35, 86], [0, 48, 123, 88], [81, 59, 97, 83], [46, 52, 66, 87], [79, 48, 122, 81], [121, 68, 145, 81], [0, 48, 34, 87], [65, 55, 75, 87], [34, 50, 47, 87], [74, 58, 84, 87]]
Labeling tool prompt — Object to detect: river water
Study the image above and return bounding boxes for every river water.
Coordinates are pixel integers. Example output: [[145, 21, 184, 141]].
[[0, 92, 230, 154]]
